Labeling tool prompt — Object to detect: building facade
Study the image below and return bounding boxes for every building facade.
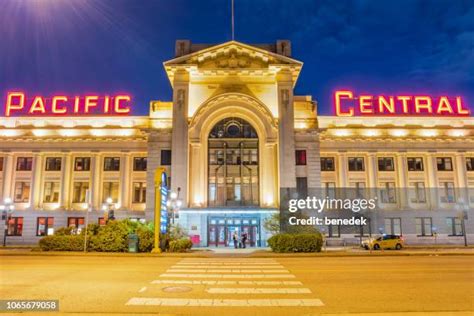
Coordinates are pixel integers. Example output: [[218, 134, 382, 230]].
[[1, 40, 473, 246]]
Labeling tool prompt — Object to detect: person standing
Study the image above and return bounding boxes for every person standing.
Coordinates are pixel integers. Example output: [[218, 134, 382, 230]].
[[232, 231, 238, 249], [241, 232, 248, 249]]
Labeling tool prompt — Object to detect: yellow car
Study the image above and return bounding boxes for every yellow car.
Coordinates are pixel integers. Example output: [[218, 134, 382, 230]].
[[361, 235, 404, 250]]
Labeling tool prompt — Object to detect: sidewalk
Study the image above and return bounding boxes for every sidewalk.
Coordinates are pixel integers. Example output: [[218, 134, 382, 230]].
[[0, 245, 473, 258]]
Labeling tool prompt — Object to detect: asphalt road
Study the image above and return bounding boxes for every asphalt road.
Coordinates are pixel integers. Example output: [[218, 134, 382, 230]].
[[1, 254, 473, 315]]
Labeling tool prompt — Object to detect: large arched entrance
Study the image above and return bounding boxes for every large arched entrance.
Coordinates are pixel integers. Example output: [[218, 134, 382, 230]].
[[208, 117, 259, 207]]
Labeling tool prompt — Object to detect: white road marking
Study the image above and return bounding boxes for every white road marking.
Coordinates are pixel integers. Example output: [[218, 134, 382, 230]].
[[126, 297, 324, 307], [172, 265, 285, 268], [150, 280, 303, 285], [138, 287, 147, 293], [160, 273, 295, 279], [206, 288, 312, 294], [166, 269, 289, 273]]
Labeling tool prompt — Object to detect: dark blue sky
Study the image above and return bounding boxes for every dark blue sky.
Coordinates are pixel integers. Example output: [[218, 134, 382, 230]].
[[1, 0, 473, 116]]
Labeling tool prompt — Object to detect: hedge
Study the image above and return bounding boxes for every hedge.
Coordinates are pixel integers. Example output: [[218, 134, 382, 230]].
[[38, 235, 84, 251], [267, 233, 323, 253], [169, 238, 193, 252]]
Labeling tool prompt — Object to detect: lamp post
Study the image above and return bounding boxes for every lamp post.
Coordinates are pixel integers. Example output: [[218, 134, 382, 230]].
[[2, 197, 14, 247], [103, 197, 115, 224], [167, 187, 182, 225]]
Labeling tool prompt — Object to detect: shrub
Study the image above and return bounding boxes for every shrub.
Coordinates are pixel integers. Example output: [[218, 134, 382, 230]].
[[136, 226, 154, 252], [89, 220, 129, 252], [267, 233, 323, 253], [168, 238, 193, 252], [54, 227, 75, 236], [39, 235, 84, 251]]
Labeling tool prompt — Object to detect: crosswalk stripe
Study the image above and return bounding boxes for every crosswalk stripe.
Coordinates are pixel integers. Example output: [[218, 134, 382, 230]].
[[159, 273, 295, 279], [150, 280, 303, 285], [126, 297, 324, 307], [166, 269, 289, 273], [206, 288, 312, 294], [174, 264, 284, 268]]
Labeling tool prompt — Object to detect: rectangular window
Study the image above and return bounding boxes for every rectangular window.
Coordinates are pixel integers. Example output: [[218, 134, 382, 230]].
[[45, 157, 62, 171], [378, 157, 395, 171], [321, 157, 335, 171], [437, 157, 453, 171], [322, 182, 336, 199], [384, 218, 402, 235], [380, 182, 397, 203], [74, 157, 91, 171], [7, 217, 23, 236], [104, 157, 120, 171], [295, 150, 307, 165], [350, 182, 366, 198], [296, 177, 308, 198], [43, 182, 60, 203], [16, 157, 32, 171], [327, 224, 340, 238], [132, 182, 147, 203], [0, 157, 3, 172], [73, 182, 89, 203], [440, 182, 456, 203], [103, 182, 119, 203], [14, 182, 30, 203], [410, 182, 426, 203], [446, 217, 463, 236], [161, 150, 172, 165], [133, 157, 147, 171], [407, 157, 424, 171], [67, 217, 85, 232], [348, 157, 365, 171], [416, 217, 433, 236], [467, 158, 474, 171], [36, 217, 54, 236]]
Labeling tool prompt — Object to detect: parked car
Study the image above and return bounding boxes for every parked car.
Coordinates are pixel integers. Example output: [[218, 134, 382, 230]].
[[361, 235, 404, 250]]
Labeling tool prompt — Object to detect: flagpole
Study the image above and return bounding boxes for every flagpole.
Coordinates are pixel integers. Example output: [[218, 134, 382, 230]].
[[231, 0, 235, 40]]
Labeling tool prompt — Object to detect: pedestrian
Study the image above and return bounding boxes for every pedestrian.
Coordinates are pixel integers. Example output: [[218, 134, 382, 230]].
[[242, 232, 247, 248], [232, 231, 238, 249]]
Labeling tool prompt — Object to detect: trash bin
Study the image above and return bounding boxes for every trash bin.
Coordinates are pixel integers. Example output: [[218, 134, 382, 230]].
[[128, 234, 138, 253]]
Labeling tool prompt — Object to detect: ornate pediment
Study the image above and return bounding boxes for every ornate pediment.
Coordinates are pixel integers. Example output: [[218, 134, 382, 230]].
[[163, 41, 303, 84]]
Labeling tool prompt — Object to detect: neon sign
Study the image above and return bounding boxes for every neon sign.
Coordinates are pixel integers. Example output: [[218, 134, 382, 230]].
[[334, 90, 470, 117], [4, 92, 131, 116]]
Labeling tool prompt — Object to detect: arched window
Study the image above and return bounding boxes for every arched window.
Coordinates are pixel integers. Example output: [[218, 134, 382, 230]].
[[208, 118, 259, 207]]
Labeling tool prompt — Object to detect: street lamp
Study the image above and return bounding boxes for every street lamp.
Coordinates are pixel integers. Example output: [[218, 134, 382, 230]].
[[455, 198, 469, 247], [167, 187, 182, 225], [2, 197, 14, 247]]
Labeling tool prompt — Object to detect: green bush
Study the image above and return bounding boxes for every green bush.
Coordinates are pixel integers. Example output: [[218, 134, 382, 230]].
[[89, 220, 129, 252], [39, 235, 84, 251], [54, 226, 75, 236], [267, 233, 323, 253], [136, 226, 154, 252], [168, 238, 193, 252]]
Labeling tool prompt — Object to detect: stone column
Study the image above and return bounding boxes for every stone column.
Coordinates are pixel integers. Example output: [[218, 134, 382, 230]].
[[90, 152, 102, 211], [60, 152, 72, 210], [2, 153, 14, 201], [337, 152, 348, 188], [120, 152, 131, 210], [170, 70, 190, 206], [188, 142, 203, 207], [455, 152, 468, 205], [306, 133, 321, 189], [367, 152, 377, 202], [277, 70, 296, 189], [30, 152, 43, 210], [396, 152, 408, 209], [425, 153, 438, 210]]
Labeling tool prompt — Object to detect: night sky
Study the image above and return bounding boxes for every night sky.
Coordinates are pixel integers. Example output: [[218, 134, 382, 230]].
[[1, 0, 473, 116]]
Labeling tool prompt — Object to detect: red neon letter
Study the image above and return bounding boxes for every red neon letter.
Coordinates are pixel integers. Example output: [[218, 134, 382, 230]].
[[29, 96, 46, 114], [397, 96, 412, 114], [73, 96, 80, 113], [114, 95, 131, 114], [436, 97, 454, 114], [104, 96, 111, 113], [334, 90, 354, 117], [359, 95, 374, 114], [414, 96, 433, 114], [52, 96, 68, 114], [5, 92, 25, 116], [456, 97, 470, 115], [378, 96, 395, 114], [84, 95, 99, 113]]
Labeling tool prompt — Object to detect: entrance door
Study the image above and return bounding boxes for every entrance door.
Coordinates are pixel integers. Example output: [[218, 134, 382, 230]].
[[208, 217, 260, 247], [208, 218, 227, 247]]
